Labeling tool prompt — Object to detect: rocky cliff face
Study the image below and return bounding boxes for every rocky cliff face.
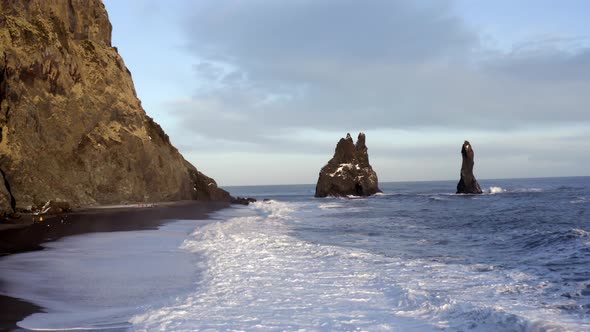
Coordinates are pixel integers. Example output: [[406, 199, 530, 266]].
[[0, 0, 229, 215], [456, 140, 483, 194], [315, 133, 381, 198]]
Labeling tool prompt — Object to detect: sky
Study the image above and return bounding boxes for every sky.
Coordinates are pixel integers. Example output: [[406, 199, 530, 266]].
[[102, 0, 590, 186]]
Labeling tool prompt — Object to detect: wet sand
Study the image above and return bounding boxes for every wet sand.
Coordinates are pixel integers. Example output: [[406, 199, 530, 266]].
[[0, 201, 229, 331]]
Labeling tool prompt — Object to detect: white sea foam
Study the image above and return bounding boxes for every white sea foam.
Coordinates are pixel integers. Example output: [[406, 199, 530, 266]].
[[373, 192, 393, 197], [570, 196, 588, 204], [132, 202, 437, 331], [514, 188, 544, 193], [346, 194, 363, 199], [487, 187, 546, 194], [489, 186, 506, 194], [130, 201, 585, 331], [318, 202, 345, 209], [0, 221, 208, 331]]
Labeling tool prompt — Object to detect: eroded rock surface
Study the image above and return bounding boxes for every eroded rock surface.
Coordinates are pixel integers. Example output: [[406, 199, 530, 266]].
[[315, 133, 381, 197], [0, 169, 15, 216], [0, 0, 230, 215], [456, 140, 483, 194]]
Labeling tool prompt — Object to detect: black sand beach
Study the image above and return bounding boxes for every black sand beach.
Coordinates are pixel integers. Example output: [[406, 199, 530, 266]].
[[0, 201, 229, 331]]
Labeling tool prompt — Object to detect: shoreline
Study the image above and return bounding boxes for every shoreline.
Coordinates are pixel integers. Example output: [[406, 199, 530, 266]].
[[0, 200, 230, 332]]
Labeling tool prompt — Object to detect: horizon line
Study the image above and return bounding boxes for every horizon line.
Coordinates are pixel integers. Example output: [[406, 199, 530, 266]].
[[220, 174, 590, 188]]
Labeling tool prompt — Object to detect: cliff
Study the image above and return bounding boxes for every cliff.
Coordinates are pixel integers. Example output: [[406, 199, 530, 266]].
[[0, 0, 230, 215], [315, 133, 381, 197]]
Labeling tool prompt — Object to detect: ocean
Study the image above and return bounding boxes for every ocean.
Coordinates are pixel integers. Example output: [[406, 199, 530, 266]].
[[1, 177, 589, 331]]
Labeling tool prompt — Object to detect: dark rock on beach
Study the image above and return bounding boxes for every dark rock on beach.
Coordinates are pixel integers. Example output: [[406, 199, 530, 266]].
[[231, 197, 257, 205], [315, 133, 381, 197], [0, 0, 230, 216], [456, 140, 483, 194]]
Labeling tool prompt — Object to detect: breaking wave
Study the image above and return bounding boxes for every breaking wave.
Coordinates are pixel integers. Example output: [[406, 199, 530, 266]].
[[131, 200, 586, 331], [489, 186, 506, 194]]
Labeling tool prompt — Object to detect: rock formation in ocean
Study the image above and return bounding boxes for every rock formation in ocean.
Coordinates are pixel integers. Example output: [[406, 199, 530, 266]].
[[0, 0, 230, 216], [231, 197, 257, 205], [456, 140, 483, 194], [315, 133, 381, 197]]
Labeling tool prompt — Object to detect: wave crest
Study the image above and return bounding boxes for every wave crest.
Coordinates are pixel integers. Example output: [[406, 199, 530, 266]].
[[489, 187, 506, 194]]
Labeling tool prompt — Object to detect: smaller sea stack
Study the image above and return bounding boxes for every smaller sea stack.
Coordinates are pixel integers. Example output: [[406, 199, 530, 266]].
[[315, 133, 381, 198], [456, 140, 483, 194]]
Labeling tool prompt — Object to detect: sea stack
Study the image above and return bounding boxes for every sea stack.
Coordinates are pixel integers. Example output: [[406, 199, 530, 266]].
[[315, 133, 381, 197], [456, 140, 483, 194], [0, 0, 230, 216]]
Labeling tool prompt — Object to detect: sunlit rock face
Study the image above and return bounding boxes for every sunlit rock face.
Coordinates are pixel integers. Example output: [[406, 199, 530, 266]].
[[315, 133, 381, 198], [456, 140, 483, 194], [0, 0, 229, 214]]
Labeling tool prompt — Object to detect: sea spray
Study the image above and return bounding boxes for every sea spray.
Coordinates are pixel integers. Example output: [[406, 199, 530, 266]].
[[489, 186, 505, 194]]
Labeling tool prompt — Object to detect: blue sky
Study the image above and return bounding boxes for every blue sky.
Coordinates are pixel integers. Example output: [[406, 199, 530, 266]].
[[103, 0, 590, 186]]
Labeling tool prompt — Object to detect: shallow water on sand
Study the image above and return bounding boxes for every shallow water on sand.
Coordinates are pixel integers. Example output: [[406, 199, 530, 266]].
[[0, 220, 211, 330], [1, 177, 589, 331]]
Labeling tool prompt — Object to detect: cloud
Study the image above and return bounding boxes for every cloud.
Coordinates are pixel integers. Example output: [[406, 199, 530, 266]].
[[102, 0, 590, 184], [482, 36, 590, 81], [165, 0, 590, 149], [184, 0, 475, 63]]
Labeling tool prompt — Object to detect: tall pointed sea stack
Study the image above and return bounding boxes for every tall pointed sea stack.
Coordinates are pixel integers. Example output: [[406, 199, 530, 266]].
[[0, 0, 229, 216], [456, 140, 483, 194], [315, 133, 381, 197]]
